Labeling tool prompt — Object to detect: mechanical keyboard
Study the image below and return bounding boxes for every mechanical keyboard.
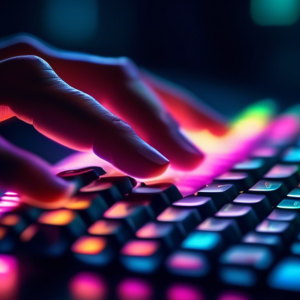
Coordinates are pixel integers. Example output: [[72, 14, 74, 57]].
[[2, 100, 300, 300]]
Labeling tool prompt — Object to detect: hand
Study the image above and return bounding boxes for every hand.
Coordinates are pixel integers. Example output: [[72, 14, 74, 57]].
[[0, 34, 227, 208]]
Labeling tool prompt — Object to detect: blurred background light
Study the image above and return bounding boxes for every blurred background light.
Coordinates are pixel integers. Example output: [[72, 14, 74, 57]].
[[43, 0, 99, 43], [251, 0, 300, 26]]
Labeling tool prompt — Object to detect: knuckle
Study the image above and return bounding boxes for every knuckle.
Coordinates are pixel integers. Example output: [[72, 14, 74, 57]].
[[109, 57, 140, 82]]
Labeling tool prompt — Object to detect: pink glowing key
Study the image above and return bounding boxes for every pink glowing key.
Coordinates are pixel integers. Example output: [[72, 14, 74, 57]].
[[0, 255, 18, 300], [117, 278, 153, 300], [121, 240, 159, 257], [167, 284, 204, 300]]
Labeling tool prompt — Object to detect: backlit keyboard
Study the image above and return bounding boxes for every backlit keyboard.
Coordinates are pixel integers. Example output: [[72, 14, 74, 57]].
[[2, 100, 300, 299]]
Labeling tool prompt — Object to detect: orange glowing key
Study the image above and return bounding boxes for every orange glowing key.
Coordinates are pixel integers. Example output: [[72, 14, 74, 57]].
[[20, 225, 38, 243], [121, 240, 159, 256], [157, 207, 191, 222], [72, 236, 107, 255], [88, 220, 121, 235], [0, 215, 20, 226], [64, 199, 91, 210], [103, 201, 148, 219], [136, 222, 173, 238], [38, 210, 75, 226]]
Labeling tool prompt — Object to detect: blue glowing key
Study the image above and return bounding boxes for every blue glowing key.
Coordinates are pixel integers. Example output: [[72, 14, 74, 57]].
[[165, 250, 210, 277], [181, 232, 223, 256], [214, 172, 254, 191], [219, 267, 257, 287], [219, 245, 274, 270], [287, 188, 300, 198], [291, 242, 300, 255], [268, 257, 300, 292], [282, 147, 300, 163], [277, 198, 300, 209], [267, 209, 300, 230]]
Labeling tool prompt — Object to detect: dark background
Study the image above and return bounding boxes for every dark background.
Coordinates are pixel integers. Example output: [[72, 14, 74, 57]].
[[1, 0, 300, 162]]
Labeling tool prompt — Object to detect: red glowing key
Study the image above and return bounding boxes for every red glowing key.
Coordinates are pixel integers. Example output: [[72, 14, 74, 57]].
[[121, 240, 159, 257], [72, 236, 107, 255]]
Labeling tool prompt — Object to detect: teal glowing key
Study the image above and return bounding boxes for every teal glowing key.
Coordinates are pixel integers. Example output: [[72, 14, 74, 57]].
[[282, 147, 300, 163], [219, 267, 257, 287], [287, 188, 300, 198], [277, 199, 300, 209], [251, 0, 300, 26], [234, 159, 264, 170], [291, 242, 300, 255], [268, 257, 300, 291], [181, 232, 223, 253]]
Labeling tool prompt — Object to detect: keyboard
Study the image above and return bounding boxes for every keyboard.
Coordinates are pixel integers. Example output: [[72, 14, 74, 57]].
[[1, 100, 300, 300]]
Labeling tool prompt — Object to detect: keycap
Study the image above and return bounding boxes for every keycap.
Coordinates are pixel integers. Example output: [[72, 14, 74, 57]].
[[172, 196, 217, 219], [267, 257, 300, 292], [290, 242, 300, 255], [57, 167, 105, 188], [232, 159, 267, 180], [196, 184, 238, 209], [165, 250, 210, 277], [157, 207, 201, 234], [120, 240, 164, 273], [91, 176, 135, 197], [282, 147, 300, 164], [251, 146, 280, 167], [215, 203, 259, 233], [64, 194, 108, 226], [72, 236, 115, 266], [103, 201, 152, 231], [264, 164, 299, 189], [88, 219, 132, 246], [256, 220, 295, 242], [287, 188, 300, 198], [242, 232, 284, 254], [136, 222, 183, 250], [267, 209, 300, 230], [219, 245, 274, 287], [214, 172, 255, 192], [80, 181, 122, 206], [181, 231, 224, 257], [196, 217, 242, 243], [248, 180, 288, 206], [233, 193, 272, 220], [0, 226, 16, 252], [278, 198, 300, 209]]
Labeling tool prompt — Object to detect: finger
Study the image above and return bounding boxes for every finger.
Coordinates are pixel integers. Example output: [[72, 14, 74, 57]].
[[100, 59, 204, 170], [0, 56, 169, 178], [141, 70, 228, 136], [0, 136, 75, 208]]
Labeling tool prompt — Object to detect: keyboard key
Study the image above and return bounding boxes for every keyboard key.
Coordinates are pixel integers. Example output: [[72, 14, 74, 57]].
[[88, 220, 132, 245], [57, 167, 105, 188], [120, 240, 164, 273], [290, 242, 300, 255], [264, 164, 299, 189], [64, 194, 108, 226], [0, 213, 28, 236], [72, 236, 115, 266], [267, 257, 300, 292], [248, 180, 288, 206], [172, 196, 217, 219], [282, 147, 300, 164], [219, 245, 274, 287], [215, 204, 259, 233], [232, 159, 267, 180], [80, 181, 122, 206], [233, 193, 272, 220], [277, 198, 300, 209], [287, 188, 300, 198], [136, 222, 183, 250], [196, 184, 238, 209], [251, 146, 280, 167], [165, 250, 210, 277], [103, 201, 152, 231], [196, 217, 241, 243], [256, 220, 295, 242], [242, 232, 284, 254], [98, 176, 135, 196], [214, 172, 255, 192], [181, 231, 224, 257], [267, 209, 300, 230], [157, 207, 201, 234]]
